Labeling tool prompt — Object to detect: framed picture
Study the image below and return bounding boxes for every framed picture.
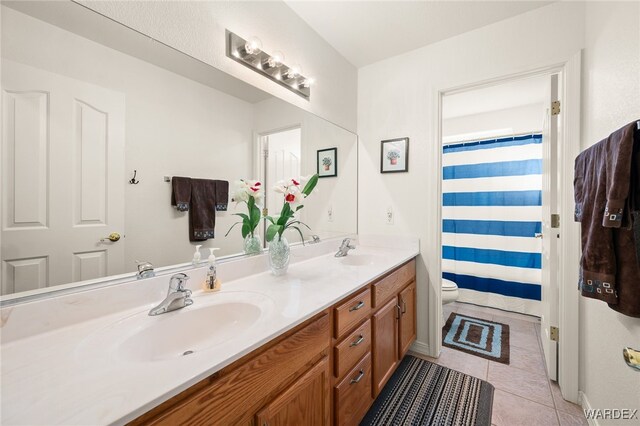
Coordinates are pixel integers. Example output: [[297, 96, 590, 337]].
[[317, 147, 337, 178], [381, 137, 409, 173]]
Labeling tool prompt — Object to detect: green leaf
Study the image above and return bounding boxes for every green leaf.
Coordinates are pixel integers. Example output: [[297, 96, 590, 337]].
[[247, 195, 255, 211], [264, 216, 275, 225], [287, 220, 311, 230], [241, 222, 251, 238], [295, 205, 304, 212], [266, 224, 282, 242], [225, 221, 242, 237], [288, 226, 306, 245], [233, 213, 249, 222], [250, 204, 261, 228], [302, 174, 318, 196]]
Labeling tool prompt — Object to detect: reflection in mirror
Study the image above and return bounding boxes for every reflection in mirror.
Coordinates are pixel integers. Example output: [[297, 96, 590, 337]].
[[0, 2, 357, 299]]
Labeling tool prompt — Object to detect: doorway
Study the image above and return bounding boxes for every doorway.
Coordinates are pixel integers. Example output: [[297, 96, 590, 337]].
[[434, 58, 582, 403], [256, 127, 302, 246]]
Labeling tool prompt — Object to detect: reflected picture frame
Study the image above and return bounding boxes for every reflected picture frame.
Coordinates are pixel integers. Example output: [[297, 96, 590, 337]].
[[317, 147, 337, 178], [380, 137, 409, 173]]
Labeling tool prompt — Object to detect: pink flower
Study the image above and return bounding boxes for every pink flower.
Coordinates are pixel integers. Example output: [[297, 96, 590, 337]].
[[285, 193, 296, 203], [291, 178, 300, 186]]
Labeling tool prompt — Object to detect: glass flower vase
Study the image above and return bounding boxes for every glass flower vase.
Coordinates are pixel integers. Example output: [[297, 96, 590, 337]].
[[268, 235, 290, 276], [243, 234, 262, 255]]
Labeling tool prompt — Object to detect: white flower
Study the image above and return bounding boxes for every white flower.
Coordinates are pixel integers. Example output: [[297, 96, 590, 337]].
[[233, 179, 263, 206]]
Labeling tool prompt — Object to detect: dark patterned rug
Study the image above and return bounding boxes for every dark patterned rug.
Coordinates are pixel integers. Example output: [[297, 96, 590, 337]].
[[442, 313, 510, 364], [361, 355, 494, 426]]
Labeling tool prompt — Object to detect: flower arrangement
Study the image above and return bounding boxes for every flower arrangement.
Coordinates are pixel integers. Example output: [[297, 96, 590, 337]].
[[226, 179, 263, 238], [265, 174, 319, 242], [322, 156, 333, 170]]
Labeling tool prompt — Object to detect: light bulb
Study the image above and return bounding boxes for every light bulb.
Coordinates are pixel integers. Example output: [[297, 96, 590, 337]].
[[244, 37, 262, 55], [267, 51, 285, 68], [302, 77, 315, 88], [286, 64, 301, 79]]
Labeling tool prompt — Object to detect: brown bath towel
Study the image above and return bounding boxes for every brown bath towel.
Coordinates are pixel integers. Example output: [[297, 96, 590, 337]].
[[171, 176, 191, 212], [215, 180, 229, 211], [574, 120, 640, 317]]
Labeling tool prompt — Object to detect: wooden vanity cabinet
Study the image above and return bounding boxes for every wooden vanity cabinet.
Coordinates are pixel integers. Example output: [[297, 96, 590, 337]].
[[256, 356, 331, 426], [131, 258, 417, 426]]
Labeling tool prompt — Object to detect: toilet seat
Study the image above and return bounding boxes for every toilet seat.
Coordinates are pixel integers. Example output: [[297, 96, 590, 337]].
[[442, 278, 458, 291]]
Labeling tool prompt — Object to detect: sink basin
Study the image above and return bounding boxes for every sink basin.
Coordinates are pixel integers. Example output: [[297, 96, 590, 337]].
[[77, 291, 274, 363], [339, 254, 379, 266]]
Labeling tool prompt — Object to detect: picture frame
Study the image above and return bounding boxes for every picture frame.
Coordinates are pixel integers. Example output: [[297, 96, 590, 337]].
[[317, 147, 337, 178], [380, 137, 409, 173]]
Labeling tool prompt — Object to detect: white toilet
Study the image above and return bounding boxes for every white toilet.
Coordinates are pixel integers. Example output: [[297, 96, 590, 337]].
[[442, 278, 459, 324]]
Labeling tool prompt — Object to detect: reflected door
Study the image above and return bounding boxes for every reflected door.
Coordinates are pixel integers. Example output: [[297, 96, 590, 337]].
[[261, 128, 301, 236], [1, 61, 125, 295]]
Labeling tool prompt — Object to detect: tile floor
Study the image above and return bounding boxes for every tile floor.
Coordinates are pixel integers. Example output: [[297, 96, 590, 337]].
[[411, 302, 588, 426]]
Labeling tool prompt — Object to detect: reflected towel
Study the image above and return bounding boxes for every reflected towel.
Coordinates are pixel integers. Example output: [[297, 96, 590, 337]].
[[215, 180, 229, 211], [189, 179, 218, 241], [171, 176, 191, 212]]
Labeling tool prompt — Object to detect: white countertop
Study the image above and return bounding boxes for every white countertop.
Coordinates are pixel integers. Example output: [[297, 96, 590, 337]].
[[0, 237, 419, 425]]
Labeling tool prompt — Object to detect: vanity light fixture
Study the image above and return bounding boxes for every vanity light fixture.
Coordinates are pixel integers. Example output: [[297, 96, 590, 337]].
[[226, 30, 312, 99]]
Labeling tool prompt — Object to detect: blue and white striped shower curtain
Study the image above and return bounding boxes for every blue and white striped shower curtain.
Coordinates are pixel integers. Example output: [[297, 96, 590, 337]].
[[442, 134, 543, 316]]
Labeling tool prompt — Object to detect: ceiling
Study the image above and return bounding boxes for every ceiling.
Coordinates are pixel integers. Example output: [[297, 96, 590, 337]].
[[442, 75, 548, 119], [284, 1, 554, 68]]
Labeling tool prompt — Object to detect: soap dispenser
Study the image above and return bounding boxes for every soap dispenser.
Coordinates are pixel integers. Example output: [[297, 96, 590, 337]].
[[192, 244, 202, 265], [204, 248, 221, 292]]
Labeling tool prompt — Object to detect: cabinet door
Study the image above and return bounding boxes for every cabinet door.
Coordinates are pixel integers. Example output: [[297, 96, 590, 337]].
[[399, 281, 417, 358], [255, 356, 330, 426], [372, 297, 399, 396]]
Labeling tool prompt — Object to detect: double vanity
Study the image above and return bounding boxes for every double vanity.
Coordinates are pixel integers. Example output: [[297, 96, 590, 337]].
[[0, 237, 419, 425]]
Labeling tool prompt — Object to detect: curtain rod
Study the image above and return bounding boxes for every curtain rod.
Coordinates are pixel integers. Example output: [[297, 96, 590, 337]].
[[442, 130, 543, 147]]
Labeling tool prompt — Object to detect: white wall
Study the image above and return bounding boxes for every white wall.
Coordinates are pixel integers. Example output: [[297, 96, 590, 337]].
[[358, 1, 585, 354], [580, 1, 640, 419], [253, 97, 358, 240], [80, 0, 358, 132], [2, 6, 252, 272], [442, 103, 544, 142]]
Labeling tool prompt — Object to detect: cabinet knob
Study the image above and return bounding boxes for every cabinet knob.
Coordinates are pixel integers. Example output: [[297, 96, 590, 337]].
[[350, 335, 365, 347]]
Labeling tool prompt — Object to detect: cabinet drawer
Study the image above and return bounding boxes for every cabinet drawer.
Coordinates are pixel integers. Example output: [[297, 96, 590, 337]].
[[373, 259, 416, 308], [334, 353, 373, 426], [334, 288, 371, 339], [334, 319, 371, 379]]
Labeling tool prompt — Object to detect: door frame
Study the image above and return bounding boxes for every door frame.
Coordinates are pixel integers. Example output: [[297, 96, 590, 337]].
[[431, 52, 582, 403]]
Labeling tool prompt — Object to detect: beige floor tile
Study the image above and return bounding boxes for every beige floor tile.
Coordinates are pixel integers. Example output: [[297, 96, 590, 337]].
[[492, 314, 538, 335], [510, 326, 542, 352], [557, 411, 588, 426], [492, 389, 559, 426], [491, 344, 546, 376], [428, 346, 489, 381], [487, 362, 554, 407], [455, 303, 500, 318], [550, 382, 586, 418]]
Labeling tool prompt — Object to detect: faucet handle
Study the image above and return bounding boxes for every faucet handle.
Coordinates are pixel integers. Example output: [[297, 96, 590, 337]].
[[169, 273, 190, 292]]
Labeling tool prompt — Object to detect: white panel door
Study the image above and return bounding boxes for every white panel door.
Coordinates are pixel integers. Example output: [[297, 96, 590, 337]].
[[541, 73, 560, 380], [1, 60, 125, 295]]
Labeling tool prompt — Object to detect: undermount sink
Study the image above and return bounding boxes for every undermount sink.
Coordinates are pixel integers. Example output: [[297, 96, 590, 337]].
[[77, 291, 274, 363], [339, 254, 379, 266]]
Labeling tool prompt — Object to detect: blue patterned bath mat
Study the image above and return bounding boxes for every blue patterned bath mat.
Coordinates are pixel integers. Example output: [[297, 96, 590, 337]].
[[442, 313, 510, 364]]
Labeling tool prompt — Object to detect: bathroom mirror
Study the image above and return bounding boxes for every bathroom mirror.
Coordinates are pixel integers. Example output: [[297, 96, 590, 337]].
[[0, 1, 358, 300]]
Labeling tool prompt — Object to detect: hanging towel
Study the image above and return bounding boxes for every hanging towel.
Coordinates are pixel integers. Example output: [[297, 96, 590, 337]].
[[188, 179, 218, 241], [171, 176, 191, 212], [215, 180, 229, 211], [574, 120, 640, 317]]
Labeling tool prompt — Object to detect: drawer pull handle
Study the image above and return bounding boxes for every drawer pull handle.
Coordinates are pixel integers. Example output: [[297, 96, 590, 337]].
[[402, 299, 407, 314], [350, 335, 365, 347], [349, 301, 365, 312], [350, 369, 365, 384]]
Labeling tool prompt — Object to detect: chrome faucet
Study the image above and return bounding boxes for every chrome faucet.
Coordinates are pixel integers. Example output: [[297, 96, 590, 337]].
[[136, 260, 155, 280], [148, 273, 193, 316], [335, 238, 356, 257]]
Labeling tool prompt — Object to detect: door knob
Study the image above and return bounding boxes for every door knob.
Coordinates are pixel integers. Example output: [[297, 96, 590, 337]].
[[623, 347, 640, 371], [100, 232, 121, 242]]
